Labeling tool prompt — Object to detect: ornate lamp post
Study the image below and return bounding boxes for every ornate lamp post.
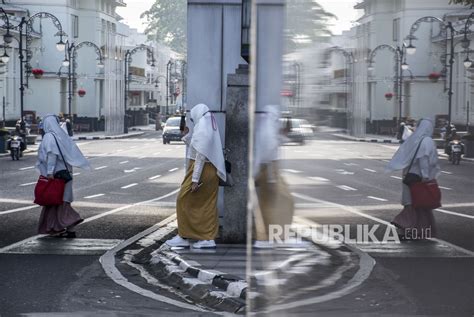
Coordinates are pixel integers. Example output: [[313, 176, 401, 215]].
[[61, 41, 104, 119], [0, 9, 66, 120], [124, 45, 156, 133], [368, 43, 409, 127]]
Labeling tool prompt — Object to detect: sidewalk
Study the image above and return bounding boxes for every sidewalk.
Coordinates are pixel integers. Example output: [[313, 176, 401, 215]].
[[333, 132, 402, 144], [111, 215, 361, 314]]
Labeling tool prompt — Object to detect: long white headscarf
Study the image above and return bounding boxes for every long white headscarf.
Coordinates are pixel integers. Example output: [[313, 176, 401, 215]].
[[190, 104, 226, 181], [386, 118, 439, 173], [254, 105, 281, 177], [37, 114, 91, 171]]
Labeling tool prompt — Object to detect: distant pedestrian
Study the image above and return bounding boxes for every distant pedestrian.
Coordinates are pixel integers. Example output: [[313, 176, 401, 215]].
[[165, 104, 226, 249], [397, 122, 405, 140], [65, 118, 73, 137], [36, 114, 91, 238], [386, 118, 439, 240]]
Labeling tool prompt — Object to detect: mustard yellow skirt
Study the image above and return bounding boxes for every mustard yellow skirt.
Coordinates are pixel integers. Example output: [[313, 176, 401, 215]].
[[176, 160, 219, 240]]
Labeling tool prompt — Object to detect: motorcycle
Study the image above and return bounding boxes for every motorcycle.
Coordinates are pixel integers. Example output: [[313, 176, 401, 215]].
[[449, 140, 463, 165], [7, 135, 25, 161]]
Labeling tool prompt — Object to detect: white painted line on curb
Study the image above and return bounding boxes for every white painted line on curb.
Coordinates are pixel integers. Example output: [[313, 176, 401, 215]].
[[95, 166, 108, 170], [337, 185, 357, 191], [0, 205, 38, 215], [364, 168, 377, 173], [19, 182, 36, 187], [149, 175, 162, 180], [168, 168, 178, 172], [84, 194, 105, 199], [390, 176, 403, 180], [435, 208, 474, 220], [121, 183, 138, 189], [119, 161, 129, 164], [19, 166, 35, 171], [367, 196, 388, 202]]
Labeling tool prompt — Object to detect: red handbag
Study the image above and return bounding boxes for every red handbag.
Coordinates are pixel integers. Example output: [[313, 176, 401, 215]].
[[410, 180, 442, 210], [34, 176, 65, 206]]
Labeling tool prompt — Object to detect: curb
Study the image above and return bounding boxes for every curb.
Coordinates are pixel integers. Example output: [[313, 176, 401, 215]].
[[73, 131, 144, 141], [333, 133, 402, 144], [155, 246, 247, 300], [0, 148, 37, 158], [439, 152, 474, 162]]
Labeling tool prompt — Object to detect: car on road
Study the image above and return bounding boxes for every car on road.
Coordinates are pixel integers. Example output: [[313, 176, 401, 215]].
[[162, 117, 184, 144], [280, 118, 314, 144]]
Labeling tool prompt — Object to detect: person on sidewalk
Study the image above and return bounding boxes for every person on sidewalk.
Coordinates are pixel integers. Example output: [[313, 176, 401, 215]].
[[253, 105, 295, 248], [386, 118, 439, 240], [36, 114, 91, 238], [165, 104, 226, 249]]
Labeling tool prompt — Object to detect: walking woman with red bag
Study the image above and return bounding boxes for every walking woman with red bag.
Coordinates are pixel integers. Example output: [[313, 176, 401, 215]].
[[36, 115, 91, 238], [386, 118, 441, 240]]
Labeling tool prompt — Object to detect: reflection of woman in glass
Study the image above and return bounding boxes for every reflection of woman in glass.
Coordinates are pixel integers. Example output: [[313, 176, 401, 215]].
[[253, 105, 295, 248], [386, 118, 439, 240], [165, 104, 226, 249]]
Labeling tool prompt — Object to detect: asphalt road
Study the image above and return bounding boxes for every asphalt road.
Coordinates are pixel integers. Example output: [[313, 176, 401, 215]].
[[0, 131, 208, 316]]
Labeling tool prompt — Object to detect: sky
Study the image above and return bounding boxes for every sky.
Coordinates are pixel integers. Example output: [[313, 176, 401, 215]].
[[117, 0, 360, 35]]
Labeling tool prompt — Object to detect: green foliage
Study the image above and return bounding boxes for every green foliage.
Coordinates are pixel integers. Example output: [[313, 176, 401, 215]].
[[141, 0, 187, 54], [449, 0, 474, 6], [286, 0, 337, 49]]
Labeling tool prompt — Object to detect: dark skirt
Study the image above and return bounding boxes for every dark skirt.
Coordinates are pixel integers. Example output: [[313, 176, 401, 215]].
[[392, 205, 436, 239], [38, 203, 83, 234]]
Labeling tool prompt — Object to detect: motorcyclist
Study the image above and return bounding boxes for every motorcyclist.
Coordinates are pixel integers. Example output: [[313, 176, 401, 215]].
[[446, 128, 465, 158]]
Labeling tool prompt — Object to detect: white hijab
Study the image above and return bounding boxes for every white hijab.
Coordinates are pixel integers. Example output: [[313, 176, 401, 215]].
[[37, 114, 91, 171], [190, 104, 226, 181], [386, 118, 439, 174], [254, 105, 281, 177]]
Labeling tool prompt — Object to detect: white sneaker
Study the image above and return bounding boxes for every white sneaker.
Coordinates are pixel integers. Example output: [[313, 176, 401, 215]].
[[253, 240, 275, 249], [165, 235, 190, 247], [192, 240, 216, 249]]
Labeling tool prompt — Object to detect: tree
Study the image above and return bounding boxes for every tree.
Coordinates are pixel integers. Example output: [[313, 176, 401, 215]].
[[449, 0, 474, 6], [285, 0, 337, 49], [141, 0, 187, 54]]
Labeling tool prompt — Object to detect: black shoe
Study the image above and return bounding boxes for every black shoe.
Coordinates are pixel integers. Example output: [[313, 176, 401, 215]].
[[56, 231, 76, 239]]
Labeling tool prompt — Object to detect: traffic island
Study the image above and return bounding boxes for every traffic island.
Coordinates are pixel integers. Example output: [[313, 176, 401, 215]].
[[113, 217, 363, 314]]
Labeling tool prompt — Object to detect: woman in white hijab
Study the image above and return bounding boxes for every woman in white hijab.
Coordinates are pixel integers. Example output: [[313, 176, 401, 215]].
[[166, 104, 226, 249], [386, 118, 440, 239], [253, 105, 295, 248], [36, 114, 91, 238]]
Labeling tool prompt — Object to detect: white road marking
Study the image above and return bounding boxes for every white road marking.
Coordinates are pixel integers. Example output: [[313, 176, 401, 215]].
[[364, 168, 377, 173], [0, 205, 38, 215], [367, 196, 388, 202], [390, 176, 403, 180], [435, 208, 474, 220], [19, 182, 36, 187], [441, 171, 452, 175], [308, 177, 330, 182], [335, 169, 354, 175], [95, 166, 108, 170], [344, 163, 358, 166], [73, 172, 81, 176], [119, 161, 129, 164], [84, 193, 105, 199], [281, 169, 302, 174], [381, 159, 390, 163], [121, 183, 138, 189], [168, 168, 179, 172], [336, 185, 357, 191], [439, 186, 452, 190], [19, 166, 35, 171], [138, 156, 147, 160], [149, 175, 162, 180]]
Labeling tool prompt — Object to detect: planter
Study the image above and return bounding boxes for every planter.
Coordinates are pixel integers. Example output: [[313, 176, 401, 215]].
[[32, 69, 44, 79], [384, 93, 393, 101], [77, 89, 86, 97], [428, 72, 441, 83]]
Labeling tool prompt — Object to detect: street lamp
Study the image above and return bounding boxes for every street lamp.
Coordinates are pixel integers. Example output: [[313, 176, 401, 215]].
[[0, 8, 66, 121], [124, 45, 156, 133]]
